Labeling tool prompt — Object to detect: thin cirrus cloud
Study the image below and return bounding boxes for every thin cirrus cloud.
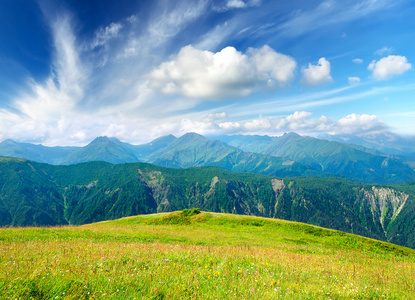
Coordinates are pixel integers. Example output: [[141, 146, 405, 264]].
[[0, 12, 96, 145], [275, 0, 392, 37], [301, 58, 333, 86], [368, 55, 412, 80], [15, 13, 86, 122], [348, 77, 360, 85], [375, 46, 394, 56], [148, 45, 297, 99], [90, 22, 123, 49]]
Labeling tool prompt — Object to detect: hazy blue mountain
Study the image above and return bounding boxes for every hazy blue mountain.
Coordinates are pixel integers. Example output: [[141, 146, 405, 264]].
[[210, 134, 274, 153], [320, 132, 415, 157], [133, 134, 177, 160], [1, 156, 415, 249], [1, 132, 414, 183], [61, 136, 140, 164], [0, 139, 77, 164], [146, 132, 318, 178], [216, 132, 415, 184]]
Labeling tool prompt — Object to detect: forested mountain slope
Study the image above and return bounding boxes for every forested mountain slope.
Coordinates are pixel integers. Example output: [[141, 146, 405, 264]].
[[1, 157, 414, 249], [216, 132, 415, 183]]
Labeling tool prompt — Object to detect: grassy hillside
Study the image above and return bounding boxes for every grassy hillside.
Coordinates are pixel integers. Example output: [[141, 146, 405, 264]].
[[1, 157, 415, 248], [1, 212, 414, 299]]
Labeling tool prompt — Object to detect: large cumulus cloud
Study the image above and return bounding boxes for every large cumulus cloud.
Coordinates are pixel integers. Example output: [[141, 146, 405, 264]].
[[368, 55, 412, 80], [148, 45, 296, 99]]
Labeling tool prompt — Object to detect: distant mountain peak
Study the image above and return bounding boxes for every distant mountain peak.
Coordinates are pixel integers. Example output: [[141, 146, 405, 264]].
[[150, 134, 177, 143], [283, 132, 300, 137], [1, 139, 17, 145], [89, 136, 122, 145], [282, 132, 301, 139], [179, 132, 206, 141], [92, 136, 111, 141]]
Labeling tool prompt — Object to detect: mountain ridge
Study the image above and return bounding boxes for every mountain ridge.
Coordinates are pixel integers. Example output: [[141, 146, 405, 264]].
[[1, 132, 414, 184]]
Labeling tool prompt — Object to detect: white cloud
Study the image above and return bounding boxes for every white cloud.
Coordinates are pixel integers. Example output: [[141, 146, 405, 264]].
[[277, 111, 333, 132], [348, 76, 360, 85], [218, 111, 334, 135], [219, 121, 242, 131], [177, 118, 219, 136], [368, 55, 412, 80], [148, 45, 296, 99], [248, 45, 297, 87], [216, 112, 389, 136], [375, 46, 394, 56], [335, 114, 387, 134], [227, 0, 247, 8], [301, 57, 333, 86], [91, 22, 123, 49], [207, 112, 228, 120], [244, 116, 272, 130], [214, 0, 261, 11], [352, 58, 363, 64]]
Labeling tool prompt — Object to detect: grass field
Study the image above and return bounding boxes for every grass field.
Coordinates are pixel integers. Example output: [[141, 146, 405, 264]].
[[1, 211, 414, 299]]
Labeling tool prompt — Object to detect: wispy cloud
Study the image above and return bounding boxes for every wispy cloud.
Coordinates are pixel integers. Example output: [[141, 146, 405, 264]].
[[276, 0, 394, 37], [119, 0, 208, 59], [348, 76, 360, 85], [13, 13, 86, 121], [375, 46, 394, 56], [91, 22, 123, 49], [1, 12, 89, 144]]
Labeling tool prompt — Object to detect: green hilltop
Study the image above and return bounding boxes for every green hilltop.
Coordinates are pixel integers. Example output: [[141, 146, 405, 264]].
[[1, 211, 414, 299]]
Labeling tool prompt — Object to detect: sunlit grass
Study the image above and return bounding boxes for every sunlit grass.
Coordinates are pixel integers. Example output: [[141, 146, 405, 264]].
[[1, 212, 414, 299]]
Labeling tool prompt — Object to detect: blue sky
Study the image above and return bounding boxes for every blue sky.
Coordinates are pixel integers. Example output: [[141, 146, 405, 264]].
[[0, 0, 414, 146]]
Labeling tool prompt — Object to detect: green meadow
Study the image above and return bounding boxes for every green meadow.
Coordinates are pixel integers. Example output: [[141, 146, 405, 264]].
[[1, 211, 414, 299]]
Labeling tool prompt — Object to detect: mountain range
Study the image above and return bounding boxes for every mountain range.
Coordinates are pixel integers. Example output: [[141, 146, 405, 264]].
[[1, 156, 414, 249], [1, 132, 414, 184], [319, 131, 415, 157]]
